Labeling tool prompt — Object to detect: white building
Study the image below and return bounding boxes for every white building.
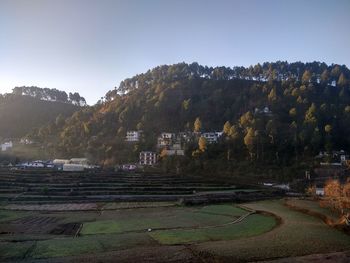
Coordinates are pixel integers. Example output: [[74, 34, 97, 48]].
[[316, 188, 325, 196], [1, 141, 13, 152], [165, 149, 185, 156], [21, 160, 45, 168], [63, 163, 85, 171], [20, 138, 33, 145], [139, 151, 158, 165], [70, 158, 89, 165], [126, 131, 142, 142], [121, 164, 137, 171], [178, 132, 193, 142], [167, 143, 185, 156], [157, 133, 175, 147], [201, 132, 223, 144], [53, 159, 70, 165]]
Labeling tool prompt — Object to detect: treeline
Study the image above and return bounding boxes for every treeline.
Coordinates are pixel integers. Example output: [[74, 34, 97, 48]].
[[106, 61, 349, 97], [30, 62, 350, 177], [0, 92, 81, 138], [12, 86, 86, 106]]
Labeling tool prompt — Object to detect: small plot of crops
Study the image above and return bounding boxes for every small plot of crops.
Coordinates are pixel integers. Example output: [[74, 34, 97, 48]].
[[0, 241, 35, 259], [149, 214, 276, 245], [32, 233, 152, 259], [102, 201, 176, 210], [81, 205, 244, 235], [0, 210, 31, 223], [285, 199, 340, 222], [194, 200, 350, 262], [198, 204, 248, 217], [0, 232, 153, 260]]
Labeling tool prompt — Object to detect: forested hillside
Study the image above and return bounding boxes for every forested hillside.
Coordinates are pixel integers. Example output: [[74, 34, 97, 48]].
[[30, 62, 350, 175], [0, 87, 85, 138]]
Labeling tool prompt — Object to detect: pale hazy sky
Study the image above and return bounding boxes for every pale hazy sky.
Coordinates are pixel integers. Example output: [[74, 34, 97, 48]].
[[1, 0, 350, 104]]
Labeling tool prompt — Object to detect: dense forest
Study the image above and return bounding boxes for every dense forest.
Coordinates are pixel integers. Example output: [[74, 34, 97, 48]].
[[28, 61, 350, 178], [0, 87, 85, 138]]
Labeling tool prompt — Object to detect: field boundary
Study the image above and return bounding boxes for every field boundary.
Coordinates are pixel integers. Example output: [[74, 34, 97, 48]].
[[284, 199, 339, 226]]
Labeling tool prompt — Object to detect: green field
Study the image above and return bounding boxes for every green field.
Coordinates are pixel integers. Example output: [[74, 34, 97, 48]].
[[195, 200, 350, 262], [81, 205, 248, 235], [1, 200, 349, 262], [285, 198, 341, 222], [150, 213, 275, 244], [0, 210, 31, 222]]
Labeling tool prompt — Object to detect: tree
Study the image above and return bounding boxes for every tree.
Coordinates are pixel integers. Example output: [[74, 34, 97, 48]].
[[198, 137, 207, 152], [324, 124, 332, 134], [304, 103, 317, 125], [320, 69, 329, 84], [223, 121, 231, 135], [268, 87, 277, 102], [338, 73, 348, 87], [244, 127, 255, 160], [194, 117, 202, 132], [239, 112, 253, 128], [55, 114, 66, 127], [289, 108, 297, 118], [324, 179, 342, 212], [302, 70, 312, 84], [182, 99, 191, 110]]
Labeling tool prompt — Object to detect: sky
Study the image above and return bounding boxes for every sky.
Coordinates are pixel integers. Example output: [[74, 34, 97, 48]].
[[0, 0, 350, 104]]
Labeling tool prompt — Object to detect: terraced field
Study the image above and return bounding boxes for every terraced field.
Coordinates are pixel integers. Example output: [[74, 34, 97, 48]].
[[0, 169, 254, 204], [0, 169, 348, 262], [0, 203, 277, 261]]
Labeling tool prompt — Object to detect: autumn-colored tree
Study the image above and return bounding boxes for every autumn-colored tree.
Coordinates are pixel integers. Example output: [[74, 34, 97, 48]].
[[194, 117, 202, 132], [324, 179, 342, 212], [320, 69, 329, 84], [223, 121, 231, 135], [244, 127, 255, 160], [324, 124, 332, 134], [304, 103, 317, 125], [239, 111, 253, 129], [198, 137, 207, 152], [338, 73, 348, 87], [268, 87, 277, 102], [289, 108, 297, 118], [160, 148, 168, 158], [302, 70, 312, 84]]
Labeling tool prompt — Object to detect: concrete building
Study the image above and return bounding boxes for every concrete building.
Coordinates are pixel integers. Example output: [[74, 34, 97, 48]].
[[63, 163, 85, 171], [70, 158, 89, 165], [139, 151, 158, 165], [20, 160, 45, 168], [1, 141, 13, 152], [201, 132, 223, 144], [162, 143, 185, 156], [53, 159, 70, 165], [157, 133, 175, 147], [126, 131, 142, 142]]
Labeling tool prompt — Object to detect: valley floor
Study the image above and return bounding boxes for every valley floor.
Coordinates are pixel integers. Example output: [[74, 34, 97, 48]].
[[0, 199, 349, 262]]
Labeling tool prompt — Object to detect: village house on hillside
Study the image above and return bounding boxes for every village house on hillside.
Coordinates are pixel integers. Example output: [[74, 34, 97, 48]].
[[1, 141, 13, 152], [201, 132, 223, 144], [254, 106, 272, 116], [20, 138, 34, 145], [125, 130, 142, 142], [161, 143, 185, 156], [139, 151, 158, 165], [315, 150, 349, 166], [157, 133, 176, 148]]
